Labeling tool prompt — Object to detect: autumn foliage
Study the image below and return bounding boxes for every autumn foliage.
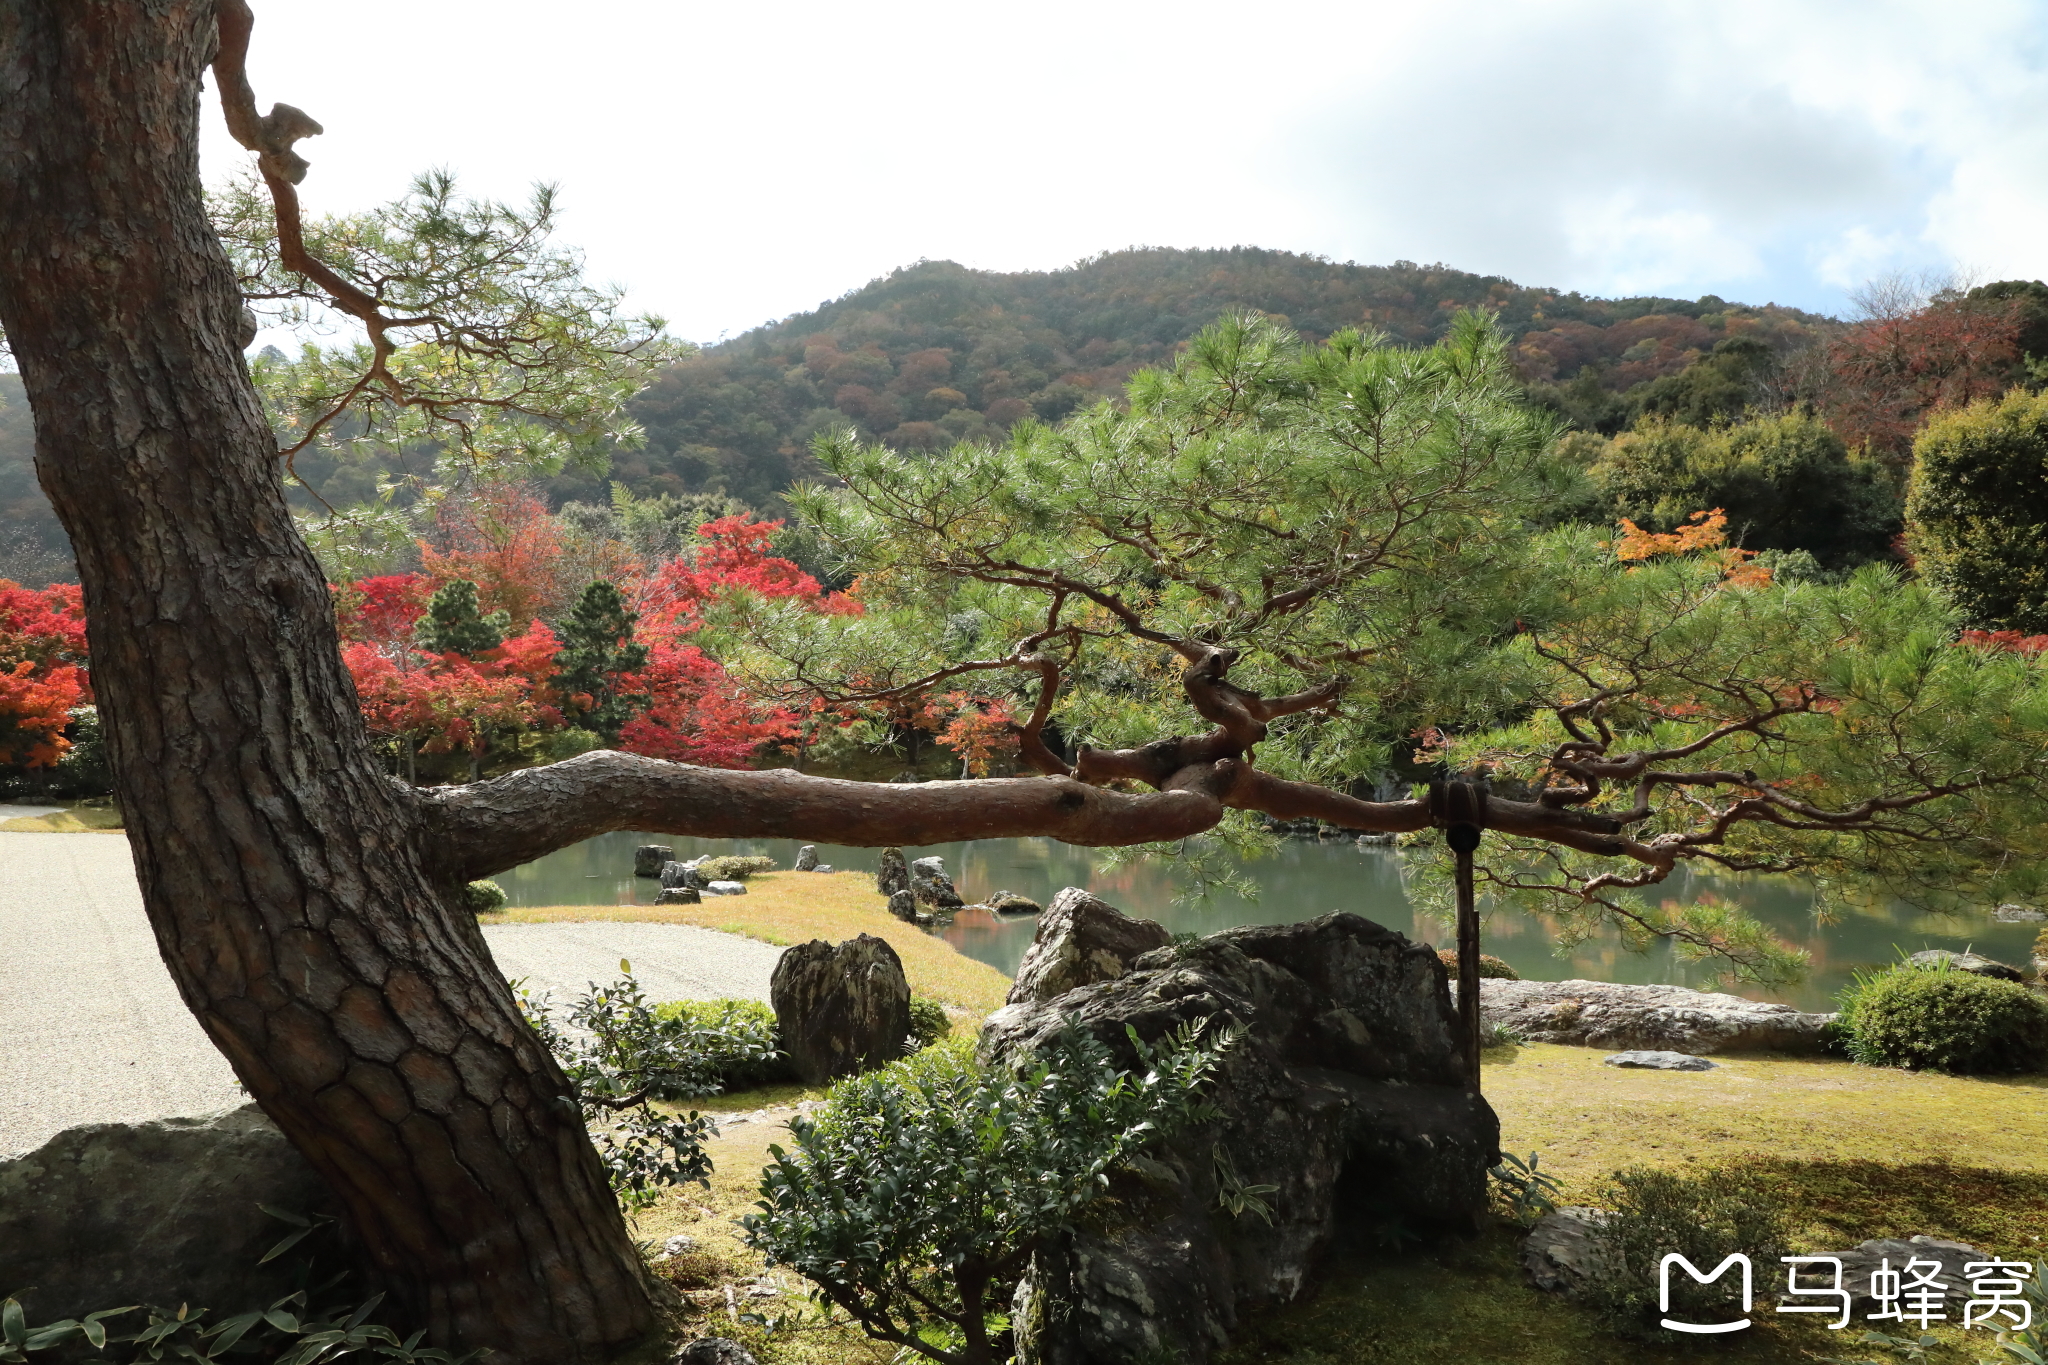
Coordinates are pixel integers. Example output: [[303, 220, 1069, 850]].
[[1612, 509, 1773, 589], [0, 579, 88, 768]]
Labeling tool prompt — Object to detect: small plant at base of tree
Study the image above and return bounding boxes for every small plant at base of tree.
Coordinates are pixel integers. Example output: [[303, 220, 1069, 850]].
[[743, 1021, 1236, 1365], [516, 964, 780, 1209], [1836, 959, 2048, 1075], [1488, 1150, 1562, 1227]]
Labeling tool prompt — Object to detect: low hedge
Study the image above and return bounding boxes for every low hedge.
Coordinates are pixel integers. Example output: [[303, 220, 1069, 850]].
[[1437, 949, 1520, 980], [1838, 961, 2048, 1074]]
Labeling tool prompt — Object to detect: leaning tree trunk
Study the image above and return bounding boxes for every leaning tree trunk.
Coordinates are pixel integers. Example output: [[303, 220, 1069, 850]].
[[0, 6, 663, 1359]]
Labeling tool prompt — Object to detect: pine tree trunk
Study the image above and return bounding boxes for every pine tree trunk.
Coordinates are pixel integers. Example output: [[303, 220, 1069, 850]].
[[0, 5, 662, 1359]]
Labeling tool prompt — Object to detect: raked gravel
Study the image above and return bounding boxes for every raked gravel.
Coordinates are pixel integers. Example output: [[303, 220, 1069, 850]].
[[0, 831, 785, 1157]]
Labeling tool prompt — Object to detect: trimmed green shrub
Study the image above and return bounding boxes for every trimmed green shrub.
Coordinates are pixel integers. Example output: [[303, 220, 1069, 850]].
[[654, 997, 790, 1087], [744, 1022, 1233, 1365], [1906, 387, 2048, 632], [907, 996, 951, 1050], [463, 880, 507, 914], [697, 854, 776, 881], [1586, 1166, 1787, 1338], [1837, 961, 2048, 1074], [1437, 949, 1520, 979]]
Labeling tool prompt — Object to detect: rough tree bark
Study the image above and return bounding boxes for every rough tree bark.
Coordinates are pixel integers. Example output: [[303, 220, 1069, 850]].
[[0, 2, 1660, 1357]]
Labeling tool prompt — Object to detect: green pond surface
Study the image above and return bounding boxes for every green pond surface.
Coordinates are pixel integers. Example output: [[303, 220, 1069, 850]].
[[497, 831, 2041, 1013]]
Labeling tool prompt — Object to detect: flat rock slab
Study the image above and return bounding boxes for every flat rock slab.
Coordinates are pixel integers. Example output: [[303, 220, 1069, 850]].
[[1604, 1050, 1718, 1070], [1524, 1206, 1615, 1293], [1480, 978, 1836, 1054], [480, 922, 782, 1006]]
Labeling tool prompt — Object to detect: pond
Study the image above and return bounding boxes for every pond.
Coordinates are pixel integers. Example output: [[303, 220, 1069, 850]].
[[495, 830, 2042, 1013]]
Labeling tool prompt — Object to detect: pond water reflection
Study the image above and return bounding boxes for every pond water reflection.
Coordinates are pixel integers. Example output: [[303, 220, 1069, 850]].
[[497, 831, 2039, 1012]]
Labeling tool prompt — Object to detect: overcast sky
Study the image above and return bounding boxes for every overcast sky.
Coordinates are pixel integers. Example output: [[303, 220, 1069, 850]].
[[203, 0, 2048, 342]]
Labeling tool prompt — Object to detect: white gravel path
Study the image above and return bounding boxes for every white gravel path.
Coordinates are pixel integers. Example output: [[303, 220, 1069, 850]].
[[479, 921, 783, 1007], [0, 832, 785, 1158]]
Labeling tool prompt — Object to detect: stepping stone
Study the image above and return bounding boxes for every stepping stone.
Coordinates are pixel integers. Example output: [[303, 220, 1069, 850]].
[[1604, 1049, 1717, 1071]]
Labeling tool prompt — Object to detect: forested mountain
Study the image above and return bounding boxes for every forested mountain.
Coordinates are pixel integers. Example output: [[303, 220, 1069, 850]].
[[550, 247, 1829, 510], [0, 247, 1832, 581]]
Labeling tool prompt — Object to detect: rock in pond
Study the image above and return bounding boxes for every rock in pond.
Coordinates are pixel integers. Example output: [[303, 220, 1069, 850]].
[[1604, 1050, 1716, 1071], [794, 845, 819, 872], [886, 889, 918, 922], [770, 934, 912, 1084], [985, 890, 1043, 916], [0, 1104, 336, 1324], [1522, 1207, 1616, 1293], [1907, 949, 2027, 982], [991, 912, 1496, 1365], [659, 860, 707, 890], [634, 844, 675, 878], [877, 847, 909, 897], [911, 856, 964, 909], [1480, 978, 1835, 1054], [1994, 903, 2048, 922], [655, 887, 701, 905], [703, 880, 748, 897], [1006, 887, 1170, 1007]]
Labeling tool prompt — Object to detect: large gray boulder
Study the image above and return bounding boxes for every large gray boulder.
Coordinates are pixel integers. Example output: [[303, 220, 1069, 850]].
[[911, 856, 964, 909], [1480, 978, 1835, 1054], [876, 847, 909, 897], [886, 889, 919, 922], [0, 1105, 335, 1323], [770, 935, 912, 1084], [634, 844, 675, 878], [1006, 888, 1170, 1007], [989, 912, 1496, 1365], [1907, 949, 2027, 982], [1811, 1235, 1988, 1316], [794, 845, 819, 872], [659, 860, 706, 890]]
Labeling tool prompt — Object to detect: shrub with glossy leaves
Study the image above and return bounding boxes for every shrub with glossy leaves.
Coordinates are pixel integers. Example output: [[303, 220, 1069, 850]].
[[744, 1022, 1233, 1365], [1837, 960, 2048, 1075], [517, 966, 780, 1207]]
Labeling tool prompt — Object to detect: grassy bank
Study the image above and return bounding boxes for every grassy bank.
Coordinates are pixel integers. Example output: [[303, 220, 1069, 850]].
[[481, 870, 1014, 1012], [0, 799, 123, 832]]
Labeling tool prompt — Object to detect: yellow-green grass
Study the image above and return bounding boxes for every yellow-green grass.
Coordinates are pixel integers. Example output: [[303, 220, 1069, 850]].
[[0, 800, 123, 833], [1214, 1045, 2048, 1365], [481, 870, 1014, 1012]]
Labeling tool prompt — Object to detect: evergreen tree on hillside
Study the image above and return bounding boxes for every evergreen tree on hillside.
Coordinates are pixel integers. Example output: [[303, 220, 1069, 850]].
[[416, 578, 508, 656], [552, 579, 649, 742]]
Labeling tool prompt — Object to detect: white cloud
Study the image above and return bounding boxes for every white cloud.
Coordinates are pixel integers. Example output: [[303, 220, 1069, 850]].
[[198, 0, 2048, 338]]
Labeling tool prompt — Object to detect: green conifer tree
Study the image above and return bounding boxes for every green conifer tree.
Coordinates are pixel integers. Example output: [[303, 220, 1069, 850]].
[[416, 578, 508, 656], [552, 580, 649, 742]]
